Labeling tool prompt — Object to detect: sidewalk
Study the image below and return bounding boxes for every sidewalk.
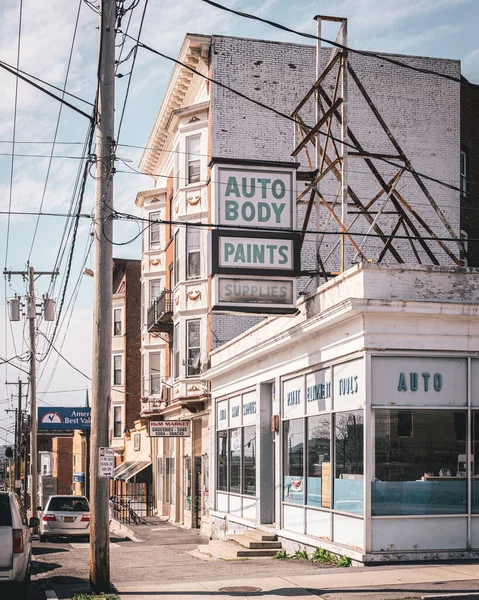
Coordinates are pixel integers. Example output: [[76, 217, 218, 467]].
[[39, 519, 479, 600]]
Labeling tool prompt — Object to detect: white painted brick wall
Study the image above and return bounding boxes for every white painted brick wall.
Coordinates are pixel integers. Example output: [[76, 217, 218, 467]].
[[210, 36, 461, 276]]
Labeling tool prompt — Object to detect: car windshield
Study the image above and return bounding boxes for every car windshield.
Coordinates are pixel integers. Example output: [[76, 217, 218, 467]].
[[0, 495, 12, 526], [48, 497, 89, 512]]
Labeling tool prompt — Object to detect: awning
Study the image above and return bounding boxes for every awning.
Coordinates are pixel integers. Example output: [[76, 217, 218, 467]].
[[113, 461, 151, 481]]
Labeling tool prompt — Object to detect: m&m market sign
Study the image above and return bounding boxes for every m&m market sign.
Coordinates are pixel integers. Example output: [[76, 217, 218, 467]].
[[210, 158, 299, 314]]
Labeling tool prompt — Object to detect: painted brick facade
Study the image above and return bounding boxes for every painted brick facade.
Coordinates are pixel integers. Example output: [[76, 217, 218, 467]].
[[211, 36, 462, 274]]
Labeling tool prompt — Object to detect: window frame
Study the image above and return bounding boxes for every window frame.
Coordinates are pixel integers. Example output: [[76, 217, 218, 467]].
[[173, 323, 180, 380], [186, 319, 201, 377], [186, 134, 201, 185], [460, 149, 468, 200], [149, 211, 162, 250], [113, 405, 123, 439], [150, 352, 162, 395], [173, 231, 180, 287], [186, 226, 201, 279], [113, 354, 123, 386], [113, 308, 122, 336]]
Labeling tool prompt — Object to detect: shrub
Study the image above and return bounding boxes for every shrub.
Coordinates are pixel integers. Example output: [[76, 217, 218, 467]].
[[293, 549, 309, 560], [311, 547, 351, 567], [273, 549, 288, 559]]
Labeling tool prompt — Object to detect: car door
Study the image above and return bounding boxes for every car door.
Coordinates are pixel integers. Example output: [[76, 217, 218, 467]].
[[0, 493, 13, 572]]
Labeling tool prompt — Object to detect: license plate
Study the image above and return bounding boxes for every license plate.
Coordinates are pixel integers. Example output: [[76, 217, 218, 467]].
[[63, 517, 74, 522]]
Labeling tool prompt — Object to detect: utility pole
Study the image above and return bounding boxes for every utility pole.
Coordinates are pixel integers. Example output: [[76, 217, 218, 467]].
[[5, 266, 58, 514], [5, 380, 24, 495], [27, 266, 38, 517], [90, 0, 115, 591]]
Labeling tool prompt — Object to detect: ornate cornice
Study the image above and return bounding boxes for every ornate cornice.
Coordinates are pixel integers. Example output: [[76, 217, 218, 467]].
[[139, 35, 211, 176]]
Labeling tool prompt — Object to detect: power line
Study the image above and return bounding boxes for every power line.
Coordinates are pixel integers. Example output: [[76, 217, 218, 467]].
[[122, 33, 478, 202], [116, 0, 149, 143], [200, 0, 465, 84], [36, 331, 91, 380], [28, 0, 84, 262], [4, 0, 23, 271]]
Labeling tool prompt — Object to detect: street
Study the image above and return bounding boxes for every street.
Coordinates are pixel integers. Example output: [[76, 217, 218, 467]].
[[14, 520, 479, 600]]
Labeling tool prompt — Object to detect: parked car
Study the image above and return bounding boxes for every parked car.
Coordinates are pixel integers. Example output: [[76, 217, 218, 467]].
[[0, 491, 39, 597], [39, 495, 90, 542]]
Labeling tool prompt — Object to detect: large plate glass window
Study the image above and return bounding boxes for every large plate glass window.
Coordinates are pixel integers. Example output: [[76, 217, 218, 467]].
[[229, 428, 241, 494], [187, 226, 201, 279], [149, 211, 161, 250], [372, 409, 467, 516], [334, 410, 364, 515], [243, 426, 256, 496], [283, 418, 304, 505], [186, 320, 201, 376], [307, 414, 330, 508], [186, 135, 201, 184], [217, 431, 228, 491]]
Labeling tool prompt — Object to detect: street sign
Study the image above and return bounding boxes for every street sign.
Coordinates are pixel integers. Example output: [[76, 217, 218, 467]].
[[38, 407, 91, 430], [98, 447, 115, 478], [148, 420, 191, 437]]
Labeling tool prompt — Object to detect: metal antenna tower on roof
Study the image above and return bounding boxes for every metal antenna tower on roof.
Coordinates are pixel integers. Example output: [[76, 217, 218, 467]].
[[291, 16, 464, 284]]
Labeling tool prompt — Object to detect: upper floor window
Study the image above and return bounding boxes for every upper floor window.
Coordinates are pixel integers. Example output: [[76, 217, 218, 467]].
[[113, 405, 123, 438], [150, 352, 162, 395], [150, 279, 162, 304], [174, 145, 180, 195], [113, 355, 122, 386], [186, 135, 201, 184], [186, 320, 201, 377], [187, 226, 201, 279], [173, 231, 180, 287], [461, 149, 468, 200], [174, 323, 180, 380], [149, 212, 161, 249], [113, 308, 122, 336]]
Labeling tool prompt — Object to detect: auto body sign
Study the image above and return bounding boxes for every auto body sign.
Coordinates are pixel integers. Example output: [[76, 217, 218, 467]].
[[210, 159, 299, 314]]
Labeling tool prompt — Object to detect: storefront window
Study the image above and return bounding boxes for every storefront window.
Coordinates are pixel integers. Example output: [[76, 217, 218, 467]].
[[473, 413, 479, 513], [334, 411, 364, 515], [229, 428, 241, 494], [373, 409, 467, 516], [284, 419, 304, 505], [243, 426, 256, 496], [217, 431, 228, 492], [307, 415, 330, 508]]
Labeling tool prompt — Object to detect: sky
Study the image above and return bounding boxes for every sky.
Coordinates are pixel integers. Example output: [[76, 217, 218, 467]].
[[0, 0, 478, 446]]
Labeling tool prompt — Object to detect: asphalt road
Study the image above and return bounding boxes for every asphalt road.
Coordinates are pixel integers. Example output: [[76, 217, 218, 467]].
[[27, 524, 479, 600]]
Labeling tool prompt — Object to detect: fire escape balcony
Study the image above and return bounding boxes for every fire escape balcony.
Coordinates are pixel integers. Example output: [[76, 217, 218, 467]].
[[147, 290, 174, 334]]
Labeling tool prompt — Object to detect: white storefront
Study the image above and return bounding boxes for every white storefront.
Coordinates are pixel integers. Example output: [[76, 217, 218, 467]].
[[206, 263, 479, 562]]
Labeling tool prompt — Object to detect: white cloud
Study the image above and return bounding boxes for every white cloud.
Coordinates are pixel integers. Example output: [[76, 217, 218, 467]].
[[462, 48, 479, 82]]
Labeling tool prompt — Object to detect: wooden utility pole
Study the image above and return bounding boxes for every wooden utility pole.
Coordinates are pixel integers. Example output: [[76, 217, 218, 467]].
[[89, 0, 115, 591], [28, 266, 38, 518]]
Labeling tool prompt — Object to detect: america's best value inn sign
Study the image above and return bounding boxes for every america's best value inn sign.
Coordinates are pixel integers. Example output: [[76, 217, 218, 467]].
[[210, 159, 299, 314]]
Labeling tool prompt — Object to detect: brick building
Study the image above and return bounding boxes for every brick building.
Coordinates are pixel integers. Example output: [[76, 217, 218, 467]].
[[109, 258, 142, 464], [136, 31, 470, 534], [52, 437, 73, 495]]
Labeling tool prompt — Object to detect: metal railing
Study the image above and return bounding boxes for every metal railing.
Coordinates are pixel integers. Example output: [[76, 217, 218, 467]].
[[147, 289, 173, 333], [111, 493, 153, 525]]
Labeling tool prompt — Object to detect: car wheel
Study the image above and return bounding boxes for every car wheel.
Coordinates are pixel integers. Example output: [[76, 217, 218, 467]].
[[39, 534, 46, 542]]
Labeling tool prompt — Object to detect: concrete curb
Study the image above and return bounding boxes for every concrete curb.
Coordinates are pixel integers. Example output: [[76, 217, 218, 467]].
[[109, 518, 144, 543], [421, 595, 479, 600]]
